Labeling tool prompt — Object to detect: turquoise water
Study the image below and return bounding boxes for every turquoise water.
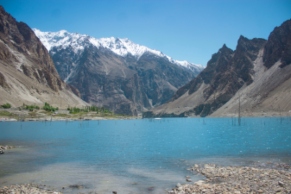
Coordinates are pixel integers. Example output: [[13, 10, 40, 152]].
[[0, 117, 291, 193]]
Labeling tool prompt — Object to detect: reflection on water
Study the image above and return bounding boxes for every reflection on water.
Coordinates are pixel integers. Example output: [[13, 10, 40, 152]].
[[0, 117, 291, 193]]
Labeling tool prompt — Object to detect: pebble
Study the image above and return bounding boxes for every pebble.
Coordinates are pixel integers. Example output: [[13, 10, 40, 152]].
[[278, 181, 284, 187], [0, 184, 61, 194], [169, 162, 291, 194]]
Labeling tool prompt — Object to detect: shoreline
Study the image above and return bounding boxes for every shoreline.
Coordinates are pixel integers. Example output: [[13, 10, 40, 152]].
[[0, 108, 140, 122], [0, 116, 136, 122], [0, 162, 290, 194], [1, 114, 291, 122], [1, 145, 291, 193], [1, 108, 291, 122]]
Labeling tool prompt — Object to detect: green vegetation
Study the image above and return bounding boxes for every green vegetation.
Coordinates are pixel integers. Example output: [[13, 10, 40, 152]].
[[68, 106, 112, 115], [0, 110, 14, 117], [43, 102, 58, 112], [24, 104, 40, 112], [1, 103, 11, 109], [0, 103, 131, 121]]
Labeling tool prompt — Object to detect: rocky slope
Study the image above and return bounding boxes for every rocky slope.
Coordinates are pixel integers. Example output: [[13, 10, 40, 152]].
[[145, 19, 291, 117], [0, 6, 86, 108], [34, 29, 203, 115]]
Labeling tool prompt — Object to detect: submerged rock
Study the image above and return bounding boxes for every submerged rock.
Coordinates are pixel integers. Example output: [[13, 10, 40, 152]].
[[0, 145, 15, 154], [68, 184, 84, 189]]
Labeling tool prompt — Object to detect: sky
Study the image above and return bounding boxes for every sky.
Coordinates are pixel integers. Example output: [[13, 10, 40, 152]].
[[1, 0, 291, 66]]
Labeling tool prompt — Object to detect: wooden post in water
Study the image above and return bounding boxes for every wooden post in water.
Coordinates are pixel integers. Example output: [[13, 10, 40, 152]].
[[238, 92, 241, 126]]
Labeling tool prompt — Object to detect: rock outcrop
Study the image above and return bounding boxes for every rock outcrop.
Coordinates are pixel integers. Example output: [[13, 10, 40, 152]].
[[263, 19, 291, 69], [0, 6, 86, 108]]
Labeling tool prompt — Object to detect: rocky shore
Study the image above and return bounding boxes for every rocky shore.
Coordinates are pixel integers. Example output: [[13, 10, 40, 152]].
[[0, 162, 290, 194], [170, 163, 291, 194], [0, 184, 61, 194]]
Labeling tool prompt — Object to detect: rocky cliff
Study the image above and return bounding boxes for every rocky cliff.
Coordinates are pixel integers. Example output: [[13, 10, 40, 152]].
[[145, 19, 291, 117], [34, 29, 203, 115], [0, 6, 86, 108]]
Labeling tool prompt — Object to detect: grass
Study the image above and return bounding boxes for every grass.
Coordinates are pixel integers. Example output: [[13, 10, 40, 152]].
[[1, 105, 135, 121], [0, 110, 17, 119], [0, 110, 13, 117]]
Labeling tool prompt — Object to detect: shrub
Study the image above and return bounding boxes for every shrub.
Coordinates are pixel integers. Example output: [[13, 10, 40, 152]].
[[43, 102, 58, 112], [24, 105, 40, 112], [1, 103, 11, 109]]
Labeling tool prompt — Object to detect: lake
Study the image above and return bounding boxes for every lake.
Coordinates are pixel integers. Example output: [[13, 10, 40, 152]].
[[0, 117, 291, 193]]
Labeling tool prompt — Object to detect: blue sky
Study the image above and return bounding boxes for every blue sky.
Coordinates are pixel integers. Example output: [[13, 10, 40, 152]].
[[1, 0, 291, 66]]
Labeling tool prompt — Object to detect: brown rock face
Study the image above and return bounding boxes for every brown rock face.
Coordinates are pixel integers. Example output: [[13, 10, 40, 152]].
[[0, 6, 62, 92], [0, 71, 9, 89], [0, 6, 85, 108]]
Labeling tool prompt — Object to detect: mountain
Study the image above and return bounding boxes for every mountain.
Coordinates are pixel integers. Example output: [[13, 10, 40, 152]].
[[34, 29, 203, 115], [0, 6, 86, 108], [145, 19, 291, 117]]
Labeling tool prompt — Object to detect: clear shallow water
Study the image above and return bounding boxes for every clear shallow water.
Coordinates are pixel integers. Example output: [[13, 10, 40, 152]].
[[0, 117, 291, 193]]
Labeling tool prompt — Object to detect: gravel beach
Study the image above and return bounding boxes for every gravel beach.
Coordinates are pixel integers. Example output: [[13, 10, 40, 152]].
[[170, 163, 291, 194], [0, 184, 61, 194]]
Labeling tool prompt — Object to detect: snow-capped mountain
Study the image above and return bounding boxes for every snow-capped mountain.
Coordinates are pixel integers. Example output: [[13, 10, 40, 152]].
[[33, 29, 203, 73], [33, 29, 203, 115]]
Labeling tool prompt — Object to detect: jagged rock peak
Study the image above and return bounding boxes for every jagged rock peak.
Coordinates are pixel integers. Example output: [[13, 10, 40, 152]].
[[263, 19, 291, 68], [236, 35, 266, 52], [221, 43, 228, 49], [217, 44, 233, 54]]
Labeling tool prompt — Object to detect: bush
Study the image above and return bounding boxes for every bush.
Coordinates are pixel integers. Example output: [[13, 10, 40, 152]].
[[68, 107, 81, 114], [24, 105, 40, 112], [43, 102, 58, 112], [1, 103, 11, 109]]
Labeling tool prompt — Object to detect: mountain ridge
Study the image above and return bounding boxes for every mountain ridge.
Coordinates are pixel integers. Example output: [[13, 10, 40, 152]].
[[144, 19, 291, 118], [34, 29, 204, 115], [33, 29, 203, 74]]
